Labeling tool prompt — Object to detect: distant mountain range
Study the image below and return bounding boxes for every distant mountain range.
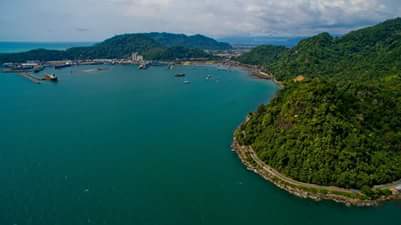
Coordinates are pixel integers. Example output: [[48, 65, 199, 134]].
[[0, 33, 232, 63], [219, 36, 305, 48], [144, 33, 231, 50]]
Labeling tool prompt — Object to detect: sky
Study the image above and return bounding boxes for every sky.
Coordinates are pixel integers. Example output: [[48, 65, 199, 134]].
[[0, 0, 401, 41]]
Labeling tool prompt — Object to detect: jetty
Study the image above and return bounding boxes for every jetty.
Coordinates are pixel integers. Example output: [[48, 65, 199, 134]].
[[18, 73, 42, 84]]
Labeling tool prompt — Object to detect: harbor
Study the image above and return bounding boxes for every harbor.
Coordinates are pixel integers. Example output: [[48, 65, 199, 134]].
[[0, 52, 150, 73], [2, 62, 399, 225], [0, 49, 247, 75], [17, 72, 58, 84], [1, 49, 278, 89]]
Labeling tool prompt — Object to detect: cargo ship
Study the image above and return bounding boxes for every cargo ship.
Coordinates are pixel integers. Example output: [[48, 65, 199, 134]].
[[138, 63, 150, 70], [43, 73, 58, 82]]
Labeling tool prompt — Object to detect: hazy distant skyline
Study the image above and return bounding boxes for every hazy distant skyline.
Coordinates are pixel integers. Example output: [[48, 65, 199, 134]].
[[1, 0, 401, 41]]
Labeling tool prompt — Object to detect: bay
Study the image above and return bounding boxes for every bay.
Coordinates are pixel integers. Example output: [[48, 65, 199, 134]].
[[0, 65, 400, 225]]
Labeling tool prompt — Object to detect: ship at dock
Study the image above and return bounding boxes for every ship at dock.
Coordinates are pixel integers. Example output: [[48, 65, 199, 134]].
[[168, 64, 175, 70], [43, 73, 58, 82], [138, 61, 152, 70], [138, 64, 148, 70]]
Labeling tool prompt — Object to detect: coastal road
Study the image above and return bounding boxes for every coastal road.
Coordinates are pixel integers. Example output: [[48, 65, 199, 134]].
[[243, 145, 360, 194]]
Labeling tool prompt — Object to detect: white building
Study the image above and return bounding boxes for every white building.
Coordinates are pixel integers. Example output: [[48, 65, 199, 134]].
[[131, 52, 144, 63]]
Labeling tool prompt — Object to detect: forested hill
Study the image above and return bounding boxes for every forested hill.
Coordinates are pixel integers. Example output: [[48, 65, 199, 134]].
[[0, 33, 230, 63], [269, 18, 401, 81], [236, 18, 401, 193], [144, 33, 232, 50], [236, 45, 288, 66]]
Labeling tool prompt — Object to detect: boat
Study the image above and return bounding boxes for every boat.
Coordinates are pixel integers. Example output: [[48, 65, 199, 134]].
[[43, 73, 58, 82], [206, 74, 212, 80], [184, 80, 191, 84], [168, 64, 175, 70], [175, 73, 186, 77], [96, 67, 109, 71], [54, 64, 72, 69], [138, 63, 149, 70]]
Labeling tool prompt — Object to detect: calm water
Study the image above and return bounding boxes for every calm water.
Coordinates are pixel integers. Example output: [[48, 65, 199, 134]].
[[0, 42, 94, 53], [0, 65, 400, 225]]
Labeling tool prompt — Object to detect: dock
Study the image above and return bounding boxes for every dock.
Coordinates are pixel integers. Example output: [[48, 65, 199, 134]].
[[18, 73, 42, 84]]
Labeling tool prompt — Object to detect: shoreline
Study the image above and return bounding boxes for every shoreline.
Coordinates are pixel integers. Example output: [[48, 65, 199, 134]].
[[2, 59, 284, 88], [183, 60, 284, 88], [232, 137, 401, 207], [6, 58, 401, 206], [225, 61, 401, 207]]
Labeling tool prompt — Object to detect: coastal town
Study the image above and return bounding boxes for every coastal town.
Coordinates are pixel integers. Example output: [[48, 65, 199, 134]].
[[0, 49, 270, 84], [1, 52, 157, 74]]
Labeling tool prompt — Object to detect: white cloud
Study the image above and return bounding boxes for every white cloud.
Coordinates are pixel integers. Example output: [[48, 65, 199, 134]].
[[108, 0, 401, 36], [0, 0, 400, 41]]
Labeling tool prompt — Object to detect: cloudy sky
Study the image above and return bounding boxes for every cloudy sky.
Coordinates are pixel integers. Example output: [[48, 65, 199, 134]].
[[1, 0, 400, 41]]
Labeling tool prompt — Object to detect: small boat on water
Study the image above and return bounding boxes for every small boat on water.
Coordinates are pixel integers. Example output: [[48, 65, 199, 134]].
[[96, 67, 109, 72], [43, 73, 58, 82], [138, 63, 149, 70], [206, 74, 212, 80], [175, 73, 186, 77], [54, 64, 72, 70], [184, 80, 191, 84]]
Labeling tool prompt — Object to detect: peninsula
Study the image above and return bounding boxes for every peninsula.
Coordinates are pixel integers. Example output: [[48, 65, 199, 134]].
[[234, 18, 401, 206]]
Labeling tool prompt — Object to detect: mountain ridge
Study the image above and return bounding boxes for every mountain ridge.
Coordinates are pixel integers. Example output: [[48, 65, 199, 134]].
[[0, 32, 231, 63]]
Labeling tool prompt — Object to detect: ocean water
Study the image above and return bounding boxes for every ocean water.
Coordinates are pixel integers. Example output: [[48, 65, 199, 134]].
[[0, 42, 94, 53], [0, 65, 401, 225]]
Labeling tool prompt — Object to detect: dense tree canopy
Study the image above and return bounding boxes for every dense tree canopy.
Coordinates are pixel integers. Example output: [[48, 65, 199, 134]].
[[236, 18, 401, 189], [144, 33, 232, 50], [269, 18, 401, 81], [237, 45, 288, 66]]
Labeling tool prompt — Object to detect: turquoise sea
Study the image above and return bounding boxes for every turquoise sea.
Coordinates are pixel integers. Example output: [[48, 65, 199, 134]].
[[1, 63, 401, 224], [0, 42, 94, 53]]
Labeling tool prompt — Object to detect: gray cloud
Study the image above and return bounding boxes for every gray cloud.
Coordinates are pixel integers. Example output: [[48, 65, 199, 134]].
[[0, 0, 400, 41]]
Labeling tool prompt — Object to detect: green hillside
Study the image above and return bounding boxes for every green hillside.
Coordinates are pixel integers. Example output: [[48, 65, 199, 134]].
[[269, 18, 401, 80], [237, 45, 288, 66], [236, 18, 401, 191], [145, 33, 232, 50], [0, 33, 230, 63]]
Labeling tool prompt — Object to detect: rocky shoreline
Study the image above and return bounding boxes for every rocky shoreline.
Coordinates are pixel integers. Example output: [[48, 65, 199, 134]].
[[232, 138, 401, 207]]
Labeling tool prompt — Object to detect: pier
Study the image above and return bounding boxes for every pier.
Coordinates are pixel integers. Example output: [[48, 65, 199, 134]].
[[18, 73, 42, 84]]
